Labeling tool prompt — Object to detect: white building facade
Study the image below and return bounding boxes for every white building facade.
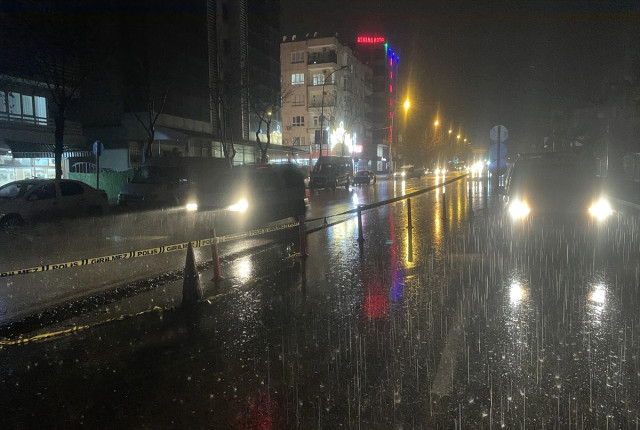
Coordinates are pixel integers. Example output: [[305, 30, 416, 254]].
[[280, 36, 372, 170]]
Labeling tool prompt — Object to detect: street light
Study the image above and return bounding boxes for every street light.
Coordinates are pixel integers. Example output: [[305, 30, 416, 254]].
[[319, 65, 349, 158], [389, 97, 411, 172]]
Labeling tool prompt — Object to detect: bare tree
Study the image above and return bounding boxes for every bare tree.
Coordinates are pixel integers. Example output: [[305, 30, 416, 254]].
[[133, 92, 168, 161], [251, 84, 295, 164], [211, 79, 240, 168], [0, 2, 100, 179]]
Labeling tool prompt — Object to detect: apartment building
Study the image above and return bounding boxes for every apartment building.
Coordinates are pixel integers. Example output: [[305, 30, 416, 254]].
[[280, 35, 372, 170]]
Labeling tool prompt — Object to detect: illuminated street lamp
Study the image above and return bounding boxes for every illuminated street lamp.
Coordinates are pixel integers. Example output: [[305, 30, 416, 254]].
[[389, 97, 411, 173], [320, 65, 349, 158]]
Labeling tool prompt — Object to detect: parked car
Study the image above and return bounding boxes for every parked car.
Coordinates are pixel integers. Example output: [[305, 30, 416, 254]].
[[353, 170, 377, 185], [0, 179, 109, 228], [393, 165, 422, 179], [502, 153, 613, 222]]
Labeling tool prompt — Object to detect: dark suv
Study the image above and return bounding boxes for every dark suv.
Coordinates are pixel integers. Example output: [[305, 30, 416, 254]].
[[502, 153, 613, 222], [195, 164, 307, 223]]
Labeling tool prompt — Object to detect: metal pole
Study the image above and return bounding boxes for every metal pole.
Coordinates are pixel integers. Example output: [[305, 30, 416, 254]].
[[320, 80, 326, 159], [319, 66, 348, 159], [407, 198, 413, 229], [357, 205, 364, 248], [442, 187, 447, 219]]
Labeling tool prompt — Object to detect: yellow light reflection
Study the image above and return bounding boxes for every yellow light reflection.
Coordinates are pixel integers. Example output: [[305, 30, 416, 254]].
[[588, 283, 607, 324], [589, 284, 606, 305], [233, 256, 253, 281], [352, 192, 360, 207], [510, 282, 526, 304]]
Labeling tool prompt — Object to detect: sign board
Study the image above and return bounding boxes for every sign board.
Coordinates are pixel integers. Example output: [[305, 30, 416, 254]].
[[488, 159, 508, 175], [489, 142, 507, 162], [93, 140, 104, 157], [357, 36, 386, 44], [490, 125, 508, 143]]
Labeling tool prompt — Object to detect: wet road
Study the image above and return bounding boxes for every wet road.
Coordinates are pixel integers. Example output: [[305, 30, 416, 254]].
[[1, 174, 640, 428]]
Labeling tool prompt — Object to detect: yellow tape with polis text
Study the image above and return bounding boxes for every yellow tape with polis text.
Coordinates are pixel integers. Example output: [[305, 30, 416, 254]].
[[1, 221, 299, 278]]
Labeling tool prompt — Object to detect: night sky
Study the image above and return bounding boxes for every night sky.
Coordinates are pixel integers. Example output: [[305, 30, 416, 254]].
[[281, 0, 640, 153]]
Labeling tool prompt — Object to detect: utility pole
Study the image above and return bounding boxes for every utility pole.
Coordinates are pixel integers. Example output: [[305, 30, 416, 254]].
[[319, 65, 349, 158]]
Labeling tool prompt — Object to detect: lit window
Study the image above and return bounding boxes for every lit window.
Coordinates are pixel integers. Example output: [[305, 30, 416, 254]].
[[291, 73, 304, 85], [312, 73, 325, 86], [0, 91, 47, 125]]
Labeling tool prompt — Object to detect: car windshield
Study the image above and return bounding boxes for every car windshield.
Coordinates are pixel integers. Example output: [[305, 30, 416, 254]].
[[0, 181, 39, 198], [356, 171, 368, 176], [131, 166, 187, 185], [509, 158, 597, 196]]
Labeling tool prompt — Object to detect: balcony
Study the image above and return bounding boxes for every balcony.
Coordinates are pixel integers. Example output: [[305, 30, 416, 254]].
[[307, 51, 337, 66]]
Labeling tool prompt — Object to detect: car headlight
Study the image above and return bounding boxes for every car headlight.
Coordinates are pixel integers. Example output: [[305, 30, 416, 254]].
[[185, 202, 198, 211], [401, 171, 406, 177], [228, 198, 249, 212], [508, 199, 530, 219], [589, 198, 613, 221]]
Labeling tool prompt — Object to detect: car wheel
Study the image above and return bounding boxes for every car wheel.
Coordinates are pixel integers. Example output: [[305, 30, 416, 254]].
[[1, 214, 25, 229]]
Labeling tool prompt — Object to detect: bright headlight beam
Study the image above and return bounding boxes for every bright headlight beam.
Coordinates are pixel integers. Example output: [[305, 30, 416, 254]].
[[589, 198, 613, 220], [186, 202, 198, 211], [228, 198, 249, 212], [508, 200, 530, 219]]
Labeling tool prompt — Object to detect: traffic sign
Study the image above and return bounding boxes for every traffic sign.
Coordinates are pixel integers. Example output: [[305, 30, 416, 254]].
[[93, 140, 104, 157], [490, 125, 508, 143], [489, 142, 507, 162], [488, 159, 508, 175]]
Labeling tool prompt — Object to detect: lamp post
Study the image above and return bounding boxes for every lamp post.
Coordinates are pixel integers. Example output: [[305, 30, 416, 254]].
[[319, 65, 349, 158], [389, 98, 411, 173]]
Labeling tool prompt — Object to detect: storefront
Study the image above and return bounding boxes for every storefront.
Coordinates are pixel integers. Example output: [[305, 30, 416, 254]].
[[0, 142, 91, 187]]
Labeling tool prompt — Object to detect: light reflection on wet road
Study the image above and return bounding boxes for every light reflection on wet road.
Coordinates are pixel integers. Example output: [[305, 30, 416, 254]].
[[1, 174, 639, 428]]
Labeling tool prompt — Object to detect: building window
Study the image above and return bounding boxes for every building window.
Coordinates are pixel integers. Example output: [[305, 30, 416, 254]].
[[292, 116, 305, 127], [1, 91, 47, 125], [291, 51, 304, 63], [292, 94, 305, 106], [292, 136, 305, 146], [291, 73, 304, 85], [312, 73, 325, 86]]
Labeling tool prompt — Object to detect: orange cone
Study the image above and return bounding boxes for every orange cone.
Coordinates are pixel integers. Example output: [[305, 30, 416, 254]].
[[182, 242, 203, 306]]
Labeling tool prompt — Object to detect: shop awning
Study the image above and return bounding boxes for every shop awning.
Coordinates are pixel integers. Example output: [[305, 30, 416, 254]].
[[3, 140, 92, 159]]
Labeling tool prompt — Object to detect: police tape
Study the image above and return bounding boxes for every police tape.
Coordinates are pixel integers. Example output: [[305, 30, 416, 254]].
[[0, 221, 300, 278]]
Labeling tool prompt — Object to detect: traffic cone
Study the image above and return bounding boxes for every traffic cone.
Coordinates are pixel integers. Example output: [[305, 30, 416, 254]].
[[182, 242, 203, 306]]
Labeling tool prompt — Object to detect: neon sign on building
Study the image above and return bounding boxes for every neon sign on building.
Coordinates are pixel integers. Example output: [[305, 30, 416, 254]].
[[357, 36, 386, 44]]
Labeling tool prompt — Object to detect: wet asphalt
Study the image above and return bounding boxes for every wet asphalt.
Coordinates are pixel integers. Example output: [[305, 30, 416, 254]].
[[1, 175, 639, 429]]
